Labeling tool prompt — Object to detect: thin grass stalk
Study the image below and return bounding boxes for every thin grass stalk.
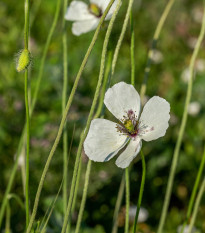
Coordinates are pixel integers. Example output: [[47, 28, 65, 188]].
[[74, 160, 92, 233], [24, 0, 31, 227], [180, 146, 205, 233], [140, 0, 176, 99], [188, 177, 205, 233], [111, 0, 134, 76], [62, 0, 69, 222], [132, 151, 146, 233], [125, 168, 130, 233], [0, 0, 62, 228], [5, 202, 11, 233], [66, 155, 82, 232], [157, 6, 205, 233], [60, 2, 120, 232], [130, 11, 135, 86], [111, 175, 125, 233], [95, 51, 113, 118]]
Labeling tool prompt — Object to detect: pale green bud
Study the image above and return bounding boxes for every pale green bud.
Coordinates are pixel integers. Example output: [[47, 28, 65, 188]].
[[16, 49, 31, 72]]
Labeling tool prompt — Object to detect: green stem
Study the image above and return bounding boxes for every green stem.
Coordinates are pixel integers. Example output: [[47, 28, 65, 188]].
[[130, 11, 135, 86], [25, 69, 30, 228], [60, 1, 120, 232], [125, 168, 130, 233], [157, 6, 205, 233], [140, 0, 176, 99], [24, 0, 30, 228], [5, 202, 10, 233], [180, 146, 205, 233], [111, 175, 125, 233], [188, 177, 205, 233], [94, 51, 113, 118], [0, 0, 62, 229], [62, 0, 69, 220], [74, 160, 92, 233], [133, 151, 146, 233], [112, 0, 134, 76]]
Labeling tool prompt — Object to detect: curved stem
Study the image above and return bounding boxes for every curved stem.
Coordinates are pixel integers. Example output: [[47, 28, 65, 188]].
[[180, 146, 205, 233], [133, 151, 146, 233], [157, 6, 205, 233], [111, 175, 125, 233], [188, 177, 205, 233], [140, 0, 176, 99], [130, 11, 135, 87], [74, 160, 92, 233], [112, 0, 134, 76]]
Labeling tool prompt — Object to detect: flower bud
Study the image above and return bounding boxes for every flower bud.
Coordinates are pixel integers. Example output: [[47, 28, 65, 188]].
[[16, 49, 31, 72]]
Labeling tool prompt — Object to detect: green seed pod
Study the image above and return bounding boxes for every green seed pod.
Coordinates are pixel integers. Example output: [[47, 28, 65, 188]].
[[16, 49, 31, 72]]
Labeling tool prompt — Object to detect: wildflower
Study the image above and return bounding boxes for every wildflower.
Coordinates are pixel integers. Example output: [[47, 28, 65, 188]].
[[65, 0, 118, 36], [151, 49, 164, 64], [84, 82, 170, 168]]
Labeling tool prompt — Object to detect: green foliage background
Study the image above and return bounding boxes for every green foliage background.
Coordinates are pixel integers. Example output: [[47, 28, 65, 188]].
[[0, 0, 205, 232]]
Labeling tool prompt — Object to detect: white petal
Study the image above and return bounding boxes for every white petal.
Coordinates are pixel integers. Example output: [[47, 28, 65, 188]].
[[65, 1, 95, 21], [84, 119, 128, 162], [72, 18, 99, 36], [115, 138, 142, 169], [104, 82, 141, 121], [90, 0, 118, 19], [139, 96, 170, 141]]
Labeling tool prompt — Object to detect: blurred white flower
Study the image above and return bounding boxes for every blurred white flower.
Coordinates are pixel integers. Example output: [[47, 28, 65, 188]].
[[65, 0, 118, 36], [191, 7, 203, 24], [187, 37, 198, 49], [151, 49, 164, 64], [188, 101, 201, 116], [177, 224, 198, 233], [84, 82, 170, 168], [129, 205, 149, 223], [195, 59, 205, 73], [181, 68, 191, 83]]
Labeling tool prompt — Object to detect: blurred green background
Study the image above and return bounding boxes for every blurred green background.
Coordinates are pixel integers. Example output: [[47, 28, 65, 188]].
[[0, 0, 205, 232]]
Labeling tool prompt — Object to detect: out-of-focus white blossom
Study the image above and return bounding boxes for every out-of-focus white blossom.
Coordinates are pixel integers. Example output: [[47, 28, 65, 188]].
[[129, 205, 149, 223], [192, 7, 203, 24], [151, 49, 164, 64], [188, 101, 201, 116], [177, 224, 198, 233], [65, 0, 118, 36]]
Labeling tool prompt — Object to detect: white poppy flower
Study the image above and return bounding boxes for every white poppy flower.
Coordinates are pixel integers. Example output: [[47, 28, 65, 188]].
[[65, 0, 118, 36], [84, 82, 170, 169]]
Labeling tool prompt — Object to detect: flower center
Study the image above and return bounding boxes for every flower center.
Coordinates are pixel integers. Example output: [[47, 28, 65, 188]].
[[88, 3, 102, 17], [116, 110, 139, 138]]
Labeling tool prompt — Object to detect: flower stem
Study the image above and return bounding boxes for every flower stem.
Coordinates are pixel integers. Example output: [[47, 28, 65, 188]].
[[62, 0, 69, 223], [60, 1, 121, 232], [157, 6, 205, 233], [74, 160, 92, 233], [125, 168, 130, 233], [133, 150, 146, 233], [140, 0, 176, 99], [130, 11, 135, 87], [180, 146, 205, 233], [24, 0, 30, 228], [0, 0, 61, 228], [188, 177, 205, 233], [112, 0, 134, 77], [111, 174, 125, 233]]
